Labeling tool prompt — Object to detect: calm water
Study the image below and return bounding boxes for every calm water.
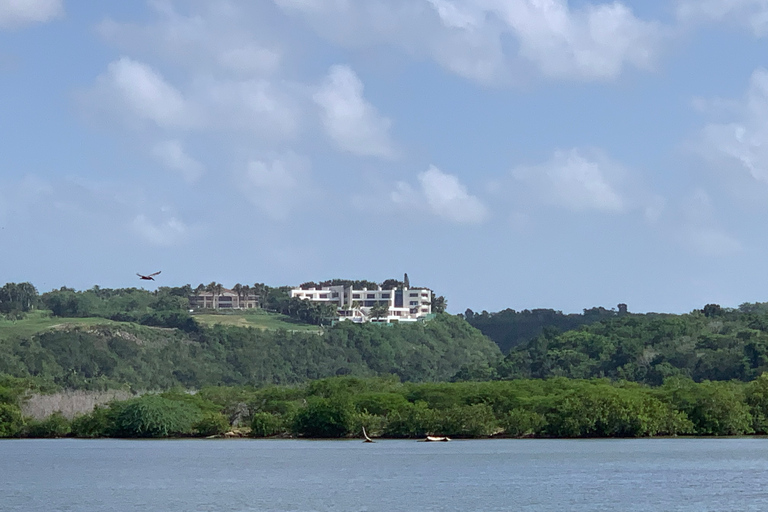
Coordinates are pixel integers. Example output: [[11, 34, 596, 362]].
[[2, 438, 768, 511]]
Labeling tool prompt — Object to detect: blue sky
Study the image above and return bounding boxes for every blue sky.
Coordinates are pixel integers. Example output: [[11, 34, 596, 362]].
[[3, 0, 768, 315]]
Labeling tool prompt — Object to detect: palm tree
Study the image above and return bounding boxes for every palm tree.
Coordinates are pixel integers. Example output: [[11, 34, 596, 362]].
[[241, 285, 252, 309], [233, 283, 243, 309], [206, 282, 219, 309]]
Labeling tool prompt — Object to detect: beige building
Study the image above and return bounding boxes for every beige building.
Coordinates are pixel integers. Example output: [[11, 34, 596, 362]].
[[189, 289, 259, 310]]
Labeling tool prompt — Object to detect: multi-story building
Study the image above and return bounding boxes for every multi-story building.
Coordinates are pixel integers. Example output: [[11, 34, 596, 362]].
[[189, 289, 259, 310], [290, 285, 432, 323]]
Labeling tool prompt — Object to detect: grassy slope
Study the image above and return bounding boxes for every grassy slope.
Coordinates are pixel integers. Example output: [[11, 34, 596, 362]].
[[0, 310, 320, 340], [193, 310, 321, 332], [0, 311, 126, 340]]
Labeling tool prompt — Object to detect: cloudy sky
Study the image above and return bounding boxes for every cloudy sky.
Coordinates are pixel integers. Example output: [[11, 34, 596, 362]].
[[3, 0, 768, 314]]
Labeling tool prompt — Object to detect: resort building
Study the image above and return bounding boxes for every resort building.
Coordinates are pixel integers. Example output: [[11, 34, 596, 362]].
[[290, 285, 432, 323], [189, 289, 259, 310]]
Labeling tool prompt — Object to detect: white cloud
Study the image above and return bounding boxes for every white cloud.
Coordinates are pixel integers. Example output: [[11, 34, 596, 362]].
[[151, 140, 205, 183], [275, 0, 666, 83], [512, 149, 627, 212], [239, 153, 314, 220], [695, 68, 768, 184], [485, 0, 663, 80], [0, 0, 62, 29], [314, 65, 396, 158], [131, 213, 190, 247], [393, 165, 489, 224], [92, 57, 194, 129], [677, 0, 768, 36]]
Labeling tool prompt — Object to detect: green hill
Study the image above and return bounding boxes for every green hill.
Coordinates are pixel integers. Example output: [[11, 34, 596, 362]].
[[0, 314, 502, 390]]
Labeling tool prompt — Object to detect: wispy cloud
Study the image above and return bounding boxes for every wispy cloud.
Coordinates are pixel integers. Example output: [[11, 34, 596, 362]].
[[89, 57, 195, 129], [151, 140, 205, 183], [130, 212, 190, 247], [238, 153, 315, 221], [276, 0, 667, 83], [392, 165, 488, 224], [677, 0, 768, 36], [314, 65, 396, 158], [694, 68, 768, 184], [513, 148, 628, 213], [0, 0, 63, 29]]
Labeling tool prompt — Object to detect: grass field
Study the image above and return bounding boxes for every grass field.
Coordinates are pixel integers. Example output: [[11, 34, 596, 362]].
[[0, 311, 125, 340], [0, 309, 321, 340], [193, 310, 321, 332]]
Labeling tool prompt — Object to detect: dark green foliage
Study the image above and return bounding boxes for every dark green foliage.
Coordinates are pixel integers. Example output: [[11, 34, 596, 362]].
[[70, 406, 113, 438], [112, 395, 201, 438], [501, 409, 546, 437], [432, 403, 497, 438], [193, 412, 230, 436], [657, 378, 752, 436], [250, 412, 284, 437], [0, 282, 38, 315], [464, 307, 618, 353], [24, 412, 71, 438], [291, 397, 355, 438], [0, 314, 500, 390], [382, 401, 436, 438], [494, 307, 768, 384], [0, 403, 23, 437]]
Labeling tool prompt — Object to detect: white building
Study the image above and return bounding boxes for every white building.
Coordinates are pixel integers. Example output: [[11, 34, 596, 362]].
[[290, 285, 432, 323]]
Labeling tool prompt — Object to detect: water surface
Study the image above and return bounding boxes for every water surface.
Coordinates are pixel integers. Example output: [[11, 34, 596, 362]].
[[2, 438, 768, 511]]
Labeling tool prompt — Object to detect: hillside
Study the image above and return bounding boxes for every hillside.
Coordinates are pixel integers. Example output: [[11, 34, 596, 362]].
[[494, 303, 768, 384], [0, 314, 502, 390]]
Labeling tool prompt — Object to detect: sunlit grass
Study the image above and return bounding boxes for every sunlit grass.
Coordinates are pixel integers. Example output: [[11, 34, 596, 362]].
[[193, 310, 321, 332], [0, 310, 124, 340]]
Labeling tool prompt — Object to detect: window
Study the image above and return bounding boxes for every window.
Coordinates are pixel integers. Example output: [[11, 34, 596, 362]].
[[381, 293, 390, 298], [331, 293, 339, 298], [410, 301, 418, 306], [320, 294, 329, 299], [367, 294, 375, 299], [409, 293, 418, 297], [353, 294, 361, 299]]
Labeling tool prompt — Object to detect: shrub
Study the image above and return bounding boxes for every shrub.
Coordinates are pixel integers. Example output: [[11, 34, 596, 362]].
[[432, 403, 498, 438], [112, 395, 201, 438], [250, 412, 283, 437], [382, 401, 437, 438], [194, 412, 230, 436], [0, 403, 23, 438], [25, 412, 71, 438], [70, 406, 113, 438], [502, 409, 546, 437], [291, 397, 355, 438]]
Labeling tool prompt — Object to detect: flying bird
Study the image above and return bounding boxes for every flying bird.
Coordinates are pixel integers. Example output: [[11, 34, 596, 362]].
[[137, 271, 161, 281]]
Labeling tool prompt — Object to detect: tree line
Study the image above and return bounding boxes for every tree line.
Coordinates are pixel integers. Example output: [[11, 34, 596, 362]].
[[4, 375, 768, 439]]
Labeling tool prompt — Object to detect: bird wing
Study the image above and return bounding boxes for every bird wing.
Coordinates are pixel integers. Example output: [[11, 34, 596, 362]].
[[136, 273, 145, 278], [149, 271, 161, 277]]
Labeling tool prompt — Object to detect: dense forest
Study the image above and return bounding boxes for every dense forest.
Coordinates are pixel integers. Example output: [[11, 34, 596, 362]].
[[7, 280, 768, 439], [3, 375, 768, 439]]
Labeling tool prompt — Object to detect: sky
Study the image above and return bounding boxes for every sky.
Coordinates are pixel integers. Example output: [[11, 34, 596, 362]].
[[3, 0, 768, 315]]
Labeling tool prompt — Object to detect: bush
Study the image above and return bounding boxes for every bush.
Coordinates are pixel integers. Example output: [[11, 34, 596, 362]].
[[382, 401, 437, 438], [0, 403, 23, 437], [432, 403, 498, 438], [194, 412, 230, 436], [112, 395, 201, 438], [291, 397, 355, 438], [25, 412, 71, 438], [70, 406, 113, 438], [502, 409, 546, 437], [250, 412, 283, 437]]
